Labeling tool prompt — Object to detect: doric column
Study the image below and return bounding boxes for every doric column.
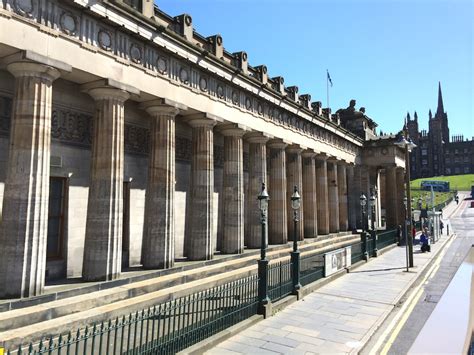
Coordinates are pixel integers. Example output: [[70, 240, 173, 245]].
[[268, 139, 288, 244], [327, 160, 340, 233], [338, 162, 348, 231], [245, 132, 270, 248], [0, 62, 60, 298], [396, 167, 406, 226], [316, 155, 329, 235], [385, 166, 399, 228], [286, 145, 304, 241], [140, 100, 182, 269], [186, 116, 217, 260], [82, 86, 130, 281], [220, 124, 246, 254], [302, 150, 318, 238], [346, 164, 357, 231]]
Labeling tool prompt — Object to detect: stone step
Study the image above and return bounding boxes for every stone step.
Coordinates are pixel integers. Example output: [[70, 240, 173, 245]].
[[0, 234, 360, 349]]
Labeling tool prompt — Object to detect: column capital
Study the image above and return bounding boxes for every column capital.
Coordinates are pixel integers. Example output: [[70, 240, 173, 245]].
[[302, 149, 317, 158], [81, 78, 139, 102], [315, 153, 328, 161], [184, 113, 222, 128], [7, 62, 60, 82], [216, 123, 249, 137], [286, 144, 304, 154], [267, 138, 290, 149], [87, 87, 130, 102], [139, 98, 187, 116], [245, 131, 273, 144]]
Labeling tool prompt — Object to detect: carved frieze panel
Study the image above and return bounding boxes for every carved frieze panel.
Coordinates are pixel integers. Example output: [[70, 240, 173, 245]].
[[51, 108, 92, 147], [176, 136, 192, 161], [0, 96, 12, 137]]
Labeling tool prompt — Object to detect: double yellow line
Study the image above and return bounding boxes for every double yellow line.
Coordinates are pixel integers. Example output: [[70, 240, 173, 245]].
[[369, 234, 455, 355]]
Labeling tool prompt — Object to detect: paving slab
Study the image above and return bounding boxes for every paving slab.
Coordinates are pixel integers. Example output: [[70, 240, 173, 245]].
[[206, 224, 455, 354]]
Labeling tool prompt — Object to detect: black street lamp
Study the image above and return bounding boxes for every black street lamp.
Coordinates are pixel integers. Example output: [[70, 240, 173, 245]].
[[257, 182, 270, 316], [395, 132, 416, 268], [290, 185, 301, 296], [370, 192, 376, 231], [403, 196, 409, 272], [360, 193, 367, 232]]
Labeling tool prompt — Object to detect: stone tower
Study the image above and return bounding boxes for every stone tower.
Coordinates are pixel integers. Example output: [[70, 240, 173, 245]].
[[428, 82, 448, 176]]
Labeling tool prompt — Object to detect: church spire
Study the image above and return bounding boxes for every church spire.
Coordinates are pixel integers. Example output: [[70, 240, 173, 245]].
[[436, 81, 444, 115], [414, 111, 418, 122]]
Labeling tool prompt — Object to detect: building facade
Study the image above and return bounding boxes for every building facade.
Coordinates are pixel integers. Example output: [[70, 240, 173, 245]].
[[406, 83, 474, 179], [0, 0, 407, 299]]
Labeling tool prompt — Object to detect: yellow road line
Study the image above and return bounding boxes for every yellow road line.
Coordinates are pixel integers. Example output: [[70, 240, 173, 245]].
[[369, 235, 455, 355]]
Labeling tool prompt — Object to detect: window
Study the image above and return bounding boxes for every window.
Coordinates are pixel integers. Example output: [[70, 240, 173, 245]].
[[455, 149, 459, 154], [464, 167, 470, 173], [455, 167, 460, 174], [464, 156, 469, 162], [464, 148, 468, 153], [446, 168, 451, 174], [421, 149, 428, 156], [434, 155, 437, 161], [422, 159, 428, 165], [47, 177, 67, 259]]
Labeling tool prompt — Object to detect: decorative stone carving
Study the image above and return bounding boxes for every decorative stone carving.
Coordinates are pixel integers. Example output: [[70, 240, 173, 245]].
[[257, 103, 263, 116], [232, 91, 239, 105], [60, 12, 77, 35], [98, 30, 112, 51], [176, 136, 192, 161], [0, 96, 12, 137], [199, 76, 208, 91], [51, 108, 92, 147], [14, 0, 34, 17], [214, 144, 224, 167], [245, 97, 252, 110], [179, 67, 189, 84], [124, 124, 150, 155], [130, 44, 142, 64], [156, 56, 167, 74], [216, 84, 225, 99]]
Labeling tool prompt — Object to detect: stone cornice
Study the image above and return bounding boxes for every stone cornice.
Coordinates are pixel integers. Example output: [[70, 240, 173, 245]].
[[1, 0, 362, 159]]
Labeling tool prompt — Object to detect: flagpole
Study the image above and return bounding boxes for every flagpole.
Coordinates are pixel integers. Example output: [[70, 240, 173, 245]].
[[326, 69, 329, 117]]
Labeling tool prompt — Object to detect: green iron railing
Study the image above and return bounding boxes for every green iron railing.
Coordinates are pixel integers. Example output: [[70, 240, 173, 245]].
[[6, 232, 401, 354], [351, 240, 365, 264], [5, 275, 259, 355], [267, 259, 293, 302], [300, 252, 324, 286], [377, 229, 398, 250]]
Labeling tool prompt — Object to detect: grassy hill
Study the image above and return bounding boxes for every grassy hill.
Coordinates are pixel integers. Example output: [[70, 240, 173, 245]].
[[410, 174, 474, 192]]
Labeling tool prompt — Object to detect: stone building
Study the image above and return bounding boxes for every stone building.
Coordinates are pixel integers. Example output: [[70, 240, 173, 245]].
[[406, 82, 474, 179], [0, 0, 407, 299]]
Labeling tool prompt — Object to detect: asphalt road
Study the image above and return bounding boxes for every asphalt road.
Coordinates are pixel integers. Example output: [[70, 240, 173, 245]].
[[361, 192, 474, 355]]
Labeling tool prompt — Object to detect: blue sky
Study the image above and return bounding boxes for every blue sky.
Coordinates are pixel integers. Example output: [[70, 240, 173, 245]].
[[156, 0, 473, 139]]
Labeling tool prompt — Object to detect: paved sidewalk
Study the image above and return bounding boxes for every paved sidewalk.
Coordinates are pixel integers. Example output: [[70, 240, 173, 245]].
[[206, 206, 461, 354]]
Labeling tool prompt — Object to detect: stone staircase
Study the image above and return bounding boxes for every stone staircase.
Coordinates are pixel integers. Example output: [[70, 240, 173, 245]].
[[0, 233, 360, 350]]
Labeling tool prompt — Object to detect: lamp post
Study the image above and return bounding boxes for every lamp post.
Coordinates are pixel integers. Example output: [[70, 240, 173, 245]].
[[403, 196, 409, 272], [257, 182, 270, 316], [360, 193, 368, 260], [395, 132, 416, 268], [370, 192, 376, 231], [360, 193, 367, 232], [291, 185, 301, 296]]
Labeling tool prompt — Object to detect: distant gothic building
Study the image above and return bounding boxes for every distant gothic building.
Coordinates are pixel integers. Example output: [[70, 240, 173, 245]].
[[406, 83, 474, 179]]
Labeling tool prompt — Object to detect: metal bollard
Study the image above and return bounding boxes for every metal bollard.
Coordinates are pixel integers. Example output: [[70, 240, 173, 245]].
[[447, 224, 449, 235]]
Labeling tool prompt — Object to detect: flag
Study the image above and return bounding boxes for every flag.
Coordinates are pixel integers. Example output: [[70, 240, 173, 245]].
[[327, 70, 333, 87]]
